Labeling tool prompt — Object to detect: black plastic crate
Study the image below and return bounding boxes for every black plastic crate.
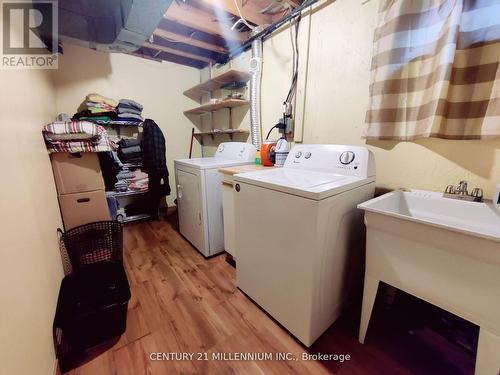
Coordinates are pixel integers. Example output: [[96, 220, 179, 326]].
[[54, 262, 131, 372]]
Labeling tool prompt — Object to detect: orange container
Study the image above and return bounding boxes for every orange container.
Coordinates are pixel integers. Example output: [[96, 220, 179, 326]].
[[261, 141, 277, 166]]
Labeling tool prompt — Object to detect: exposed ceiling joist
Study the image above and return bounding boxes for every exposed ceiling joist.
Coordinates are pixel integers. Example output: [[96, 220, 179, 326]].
[[164, 1, 248, 43], [134, 0, 304, 69], [143, 42, 214, 64], [153, 28, 226, 54], [190, 0, 273, 27], [128, 51, 163, 63], [283, 0, 302, 7], [136, 46, 207, 69], [150, 33, 226, 62]]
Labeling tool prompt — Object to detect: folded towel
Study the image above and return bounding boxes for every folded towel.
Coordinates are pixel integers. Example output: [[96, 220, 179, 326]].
[[43, 121, 100, 141], [119, 145, 141, 156], [116, 171, 135, 179], [117, 138, 141, 148], [73, 111, 117, 119], [130, 169, 148, 182], [87, 106, 115, 114], [117, 106, 142, 115], [86, 101, 115, 110], [129, 180, 149, 192], [44, 125, 116, 153], [87, 93, 118, 107], [117, 112, 143, 121]]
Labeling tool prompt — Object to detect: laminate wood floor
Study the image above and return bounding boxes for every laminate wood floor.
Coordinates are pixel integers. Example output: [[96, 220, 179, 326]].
[[67, 211, 475, 375]]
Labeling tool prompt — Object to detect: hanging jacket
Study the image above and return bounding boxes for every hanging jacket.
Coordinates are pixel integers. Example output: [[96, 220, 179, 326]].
[[141, 119, 170, 197]]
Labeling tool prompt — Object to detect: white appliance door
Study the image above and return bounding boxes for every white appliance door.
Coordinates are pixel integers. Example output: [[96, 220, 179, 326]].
[[176, 168, 204, 252], [234, 181, 317, 345]]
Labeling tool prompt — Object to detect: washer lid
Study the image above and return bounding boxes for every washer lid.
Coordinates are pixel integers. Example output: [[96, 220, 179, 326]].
[[234, 168, 374, 200], [174, 157, 254, 170]]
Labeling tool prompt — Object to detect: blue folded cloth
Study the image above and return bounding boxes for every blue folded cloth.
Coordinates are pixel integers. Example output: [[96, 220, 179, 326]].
[[118, 112, 143, 121], [118, 99, 143, 111], [117, 106, 142, 115]]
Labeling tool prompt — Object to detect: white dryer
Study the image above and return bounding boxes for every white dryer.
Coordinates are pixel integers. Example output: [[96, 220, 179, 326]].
[[233, 144, 375, 346], [174, 142, 256, 257]]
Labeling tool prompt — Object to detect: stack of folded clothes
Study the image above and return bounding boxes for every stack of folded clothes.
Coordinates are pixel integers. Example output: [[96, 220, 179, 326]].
[[117, 138, 142, 164], [128, 169, 149, 192], [42, 120, 115, 153], [113, 168, 148, 193], [115, 99, 143, 125], [73, 93, 118, 124], [114, 168, 135, 192]]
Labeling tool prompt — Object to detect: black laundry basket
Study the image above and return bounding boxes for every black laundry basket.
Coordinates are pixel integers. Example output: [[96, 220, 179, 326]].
[[57, 220, 123, 272], [54, 219, 130, 372]]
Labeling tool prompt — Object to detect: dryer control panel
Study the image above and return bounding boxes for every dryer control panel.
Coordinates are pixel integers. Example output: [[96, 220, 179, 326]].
[[215, 142, 256, 162], [284, 144, 375, 178]]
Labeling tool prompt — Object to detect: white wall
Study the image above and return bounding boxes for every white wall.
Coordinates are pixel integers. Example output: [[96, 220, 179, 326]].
[[52, 44, 202, 206], [0, 64, 63, 374], [204, 0, 500, 198]]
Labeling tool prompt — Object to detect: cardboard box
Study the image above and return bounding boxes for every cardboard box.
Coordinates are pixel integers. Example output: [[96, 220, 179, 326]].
[[51, 152, 104, 194], [58, 190, 110, 230]]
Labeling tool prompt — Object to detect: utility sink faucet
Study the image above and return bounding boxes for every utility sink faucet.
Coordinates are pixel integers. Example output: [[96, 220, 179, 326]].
[[444, 180, 483, 202]]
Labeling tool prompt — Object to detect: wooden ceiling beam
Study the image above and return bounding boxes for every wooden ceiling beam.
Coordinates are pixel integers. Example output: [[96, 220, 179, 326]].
[[189, 0, 273, 27], [143, 42, 214, 64], [164, 1, 248, 43], [149, 33, 228, 63], [283, 0, 302, 7], [153, 28, 226, 54], [158, 18, 229, 51], [134, 46, 207, 69]]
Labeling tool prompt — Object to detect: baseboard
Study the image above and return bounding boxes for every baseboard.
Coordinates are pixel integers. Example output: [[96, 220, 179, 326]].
[[53, 359, 61, 375]]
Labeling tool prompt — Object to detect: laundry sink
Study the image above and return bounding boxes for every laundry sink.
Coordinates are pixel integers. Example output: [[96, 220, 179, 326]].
[[358, 189, 500, 242], [357, 189, 500, 375]]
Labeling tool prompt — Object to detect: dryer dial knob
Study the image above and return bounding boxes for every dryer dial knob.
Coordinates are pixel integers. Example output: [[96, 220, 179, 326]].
[[340, 151, 355, 165]]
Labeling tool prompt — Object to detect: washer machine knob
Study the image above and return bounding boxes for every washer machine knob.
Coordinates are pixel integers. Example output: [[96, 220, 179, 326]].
[[295, 151, 302, 158], [304, 152, 312, 159], [340, 151, 355, 165]]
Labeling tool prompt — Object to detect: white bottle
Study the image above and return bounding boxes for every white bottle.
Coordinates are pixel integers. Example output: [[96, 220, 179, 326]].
[[274, 138, 289, 167]]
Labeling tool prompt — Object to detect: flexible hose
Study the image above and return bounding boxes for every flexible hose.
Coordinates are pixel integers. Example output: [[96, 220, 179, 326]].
[[250, 36, 263, 149]]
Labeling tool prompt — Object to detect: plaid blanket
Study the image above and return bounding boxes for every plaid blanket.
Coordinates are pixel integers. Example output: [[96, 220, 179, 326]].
[[43, 121, 116, 153], [42, 121, 100, 141]]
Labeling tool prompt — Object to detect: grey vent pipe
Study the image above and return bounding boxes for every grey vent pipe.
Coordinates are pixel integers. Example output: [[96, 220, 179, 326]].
[[249, 28, 263, 150]]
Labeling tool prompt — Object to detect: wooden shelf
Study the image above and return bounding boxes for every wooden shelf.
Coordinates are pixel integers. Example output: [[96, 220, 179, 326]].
[[121, 213, 152, 223], [184, 99, 249, 115], [113, 190, 148, 198], [184, 70, 251, 102], [194, 129, 249, 137]]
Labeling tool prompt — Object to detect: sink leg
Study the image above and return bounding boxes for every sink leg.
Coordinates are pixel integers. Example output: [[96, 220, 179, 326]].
[[359, 275, 379, 344], [475, 328, 500, 375]]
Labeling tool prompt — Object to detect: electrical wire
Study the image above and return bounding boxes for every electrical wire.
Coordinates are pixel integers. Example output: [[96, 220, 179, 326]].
[[284, 14, 301, 106], [266, 124, 279, 140], [231, 0, 254, 30]]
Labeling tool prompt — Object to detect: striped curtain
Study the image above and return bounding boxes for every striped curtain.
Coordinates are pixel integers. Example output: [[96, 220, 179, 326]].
[[365, 0, 500, 140]]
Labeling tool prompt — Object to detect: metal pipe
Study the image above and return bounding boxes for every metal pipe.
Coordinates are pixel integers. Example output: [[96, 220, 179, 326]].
[[225, 0, 320, 60]]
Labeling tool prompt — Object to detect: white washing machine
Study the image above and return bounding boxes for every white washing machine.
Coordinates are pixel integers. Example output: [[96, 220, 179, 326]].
[[174, 142, 256, 257], [233, 144, 375, 346]]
